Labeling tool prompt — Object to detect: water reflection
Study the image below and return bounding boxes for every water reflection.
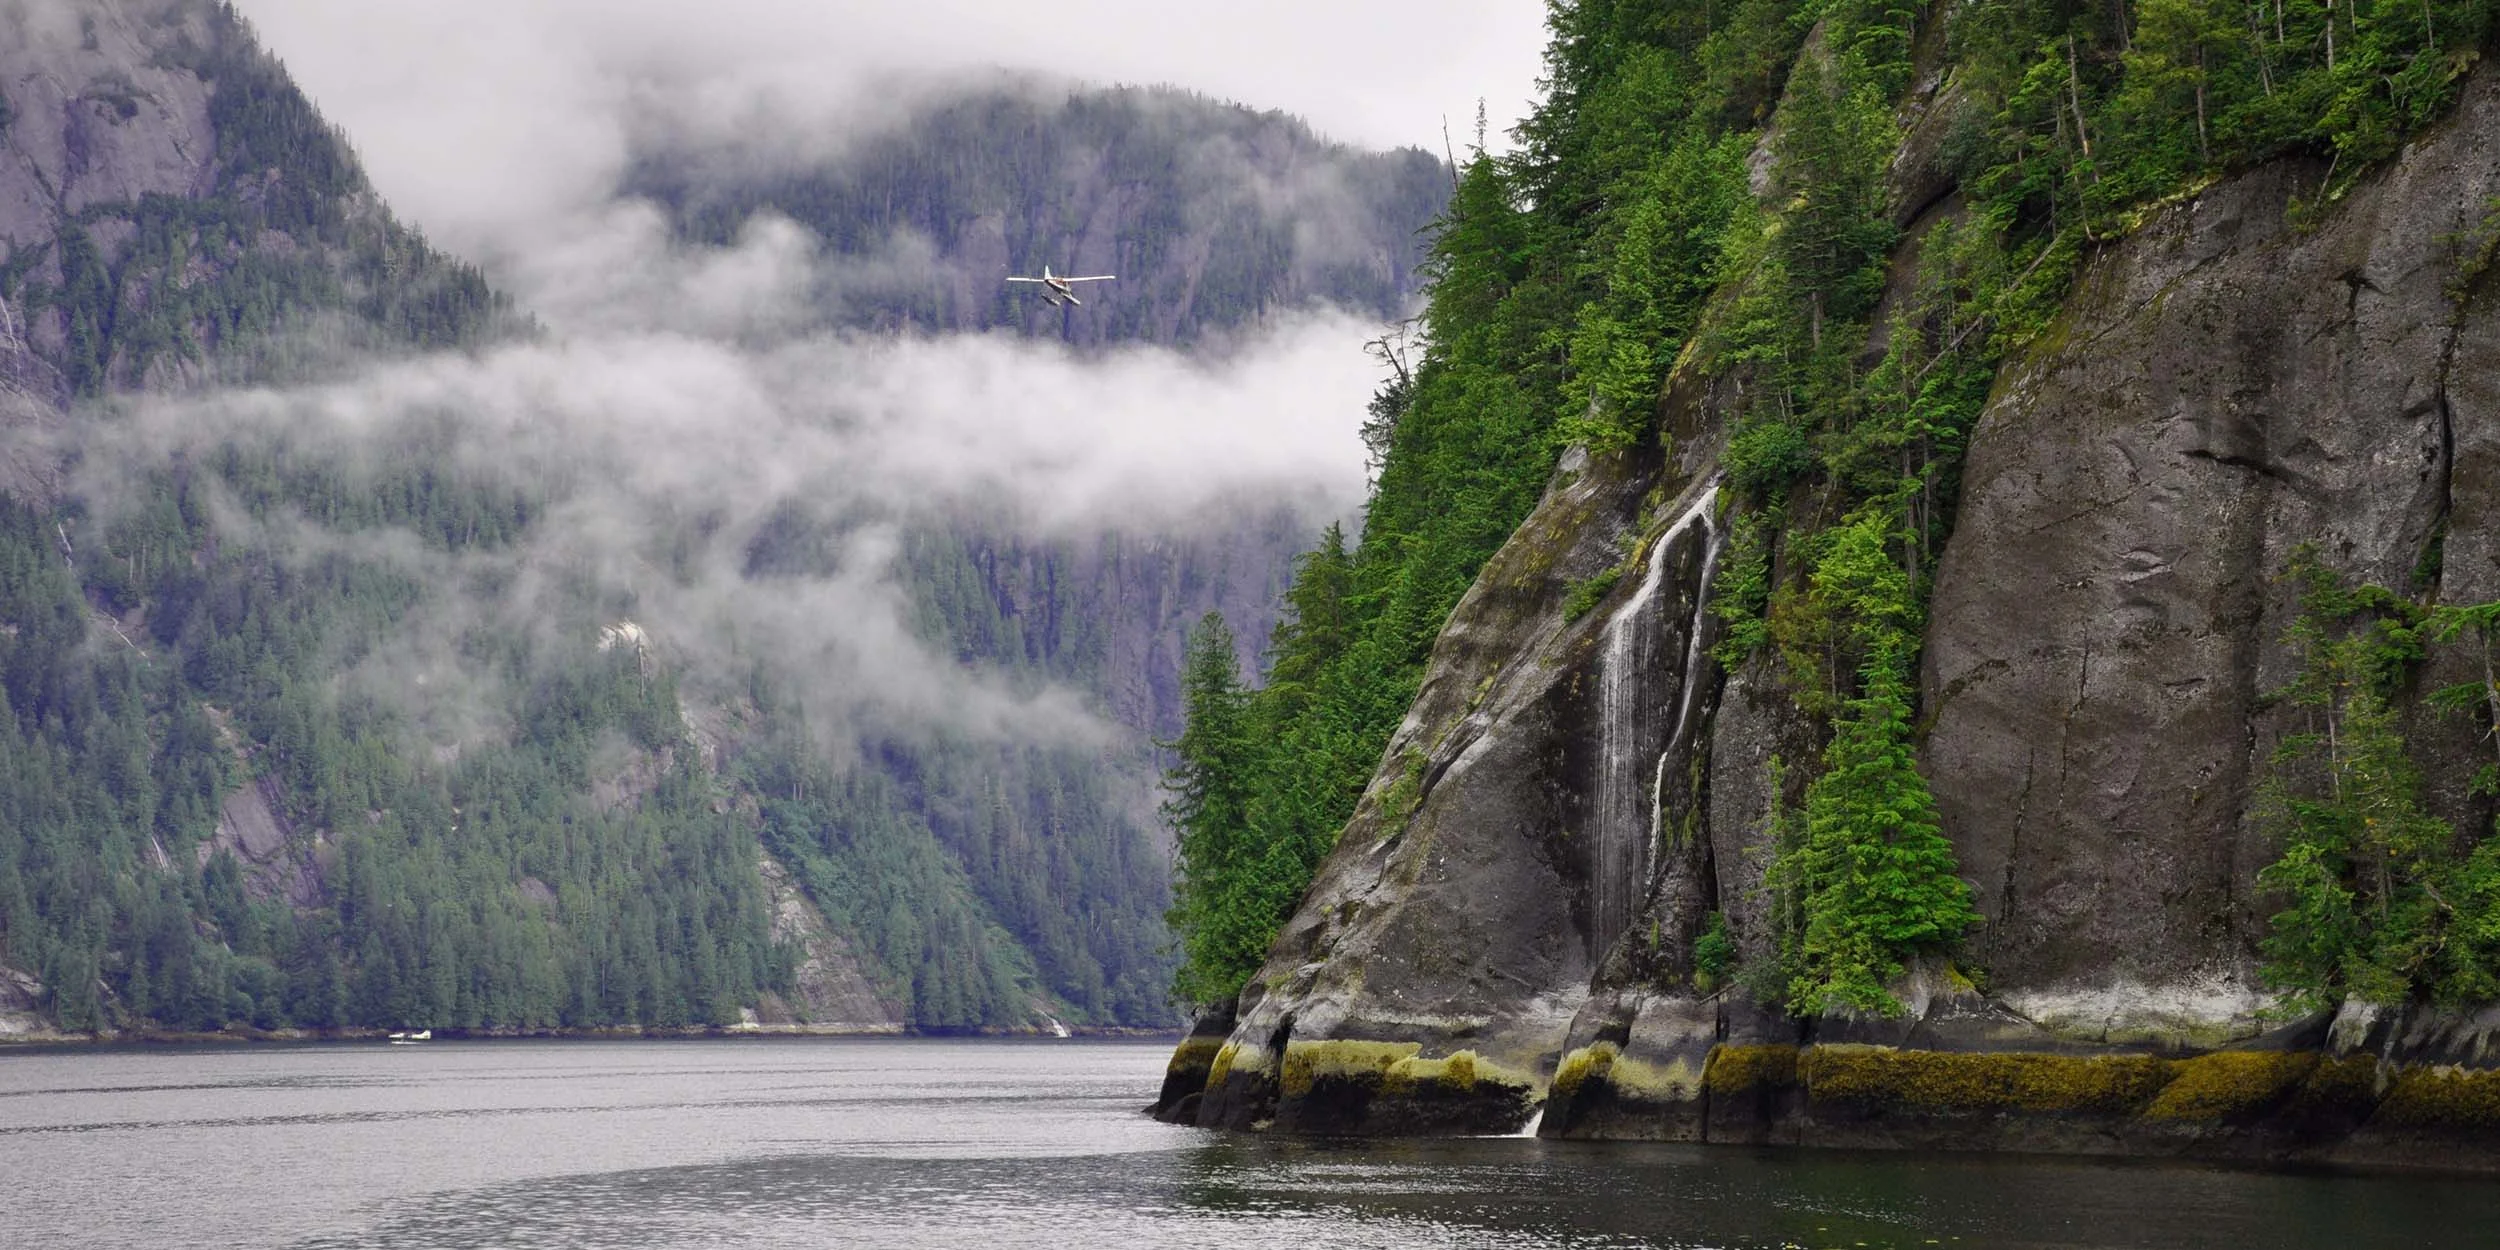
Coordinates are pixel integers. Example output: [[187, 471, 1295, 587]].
[[285, 1122, 2500, 1250], [0, 1040, 2491, 1250]]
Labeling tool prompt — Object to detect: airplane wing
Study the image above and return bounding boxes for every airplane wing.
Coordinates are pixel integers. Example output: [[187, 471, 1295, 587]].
[[1061, 275, 1118, 283], [1005, 277, 1046, 283]]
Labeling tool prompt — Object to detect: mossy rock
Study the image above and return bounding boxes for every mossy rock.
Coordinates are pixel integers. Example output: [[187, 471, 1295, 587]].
[[2284, 1053, 2382, 1119], [2376, 1065, 2500, 1133], [1155, 1035, 1231, 1120], [1552, 1042, 1619, 1100], [1704, 1044, 1801, 1096], [1279, 1039, 1420, 1099], [1802, 1045, 2175, 1116], [1166, 1036, 1225, 1077], [1205, 1041, 1245, 1095], [1381, 1048, 1486, 1097], [2143, 1050, 2320, 1122], [1274, 1039, 1538, 1135]]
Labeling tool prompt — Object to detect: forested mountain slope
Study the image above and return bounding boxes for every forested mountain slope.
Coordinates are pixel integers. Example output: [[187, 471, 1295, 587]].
[[0, 0, 502, 399], [628, 84, 1446, 345], [1155, 0, 2500, 1170], [0, 0, 1439, 1039]]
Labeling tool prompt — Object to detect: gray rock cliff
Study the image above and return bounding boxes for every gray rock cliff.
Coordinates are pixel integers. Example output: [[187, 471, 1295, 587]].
[[1163, 64, 2500, 1170]]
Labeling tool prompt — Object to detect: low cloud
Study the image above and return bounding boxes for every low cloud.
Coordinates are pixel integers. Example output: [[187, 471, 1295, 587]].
[[22, 1, 1420, 763], [234, 0, 1545, 258], [62, 270, 1379, 755]]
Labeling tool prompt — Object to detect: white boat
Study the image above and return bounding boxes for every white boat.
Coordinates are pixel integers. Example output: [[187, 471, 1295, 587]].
[[387, 1029, 432, 1044]]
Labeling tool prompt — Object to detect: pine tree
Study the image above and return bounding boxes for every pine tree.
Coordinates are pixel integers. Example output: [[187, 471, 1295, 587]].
[[1791, 656, 1979, 1014], [1163, 613, 1260, 1005]]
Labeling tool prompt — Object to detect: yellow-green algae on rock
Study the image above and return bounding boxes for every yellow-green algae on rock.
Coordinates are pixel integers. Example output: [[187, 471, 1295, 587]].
[[1551, 1041, 1706, 1102], [1279, 1040, 1419, 1099], [1279, 1039, 1539, 1101], [2142, 1051, 2319, 1120], [1801, 1045, 2174, 1115], [2287, 1053, 2383, 1117], [1203, 1041, 1253, 1098], [2377, 1065, 2500, 1132], [1701, 1044, 1801, 1096], [1166, 1036, 1225, 1079]]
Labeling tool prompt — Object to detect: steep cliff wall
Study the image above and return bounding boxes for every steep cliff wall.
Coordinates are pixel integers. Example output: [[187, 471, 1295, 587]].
[[1158, 51, 2500, 1172]]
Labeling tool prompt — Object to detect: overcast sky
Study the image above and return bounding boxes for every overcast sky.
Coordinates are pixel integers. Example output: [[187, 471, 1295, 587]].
[[232, 0, 1549, 257]]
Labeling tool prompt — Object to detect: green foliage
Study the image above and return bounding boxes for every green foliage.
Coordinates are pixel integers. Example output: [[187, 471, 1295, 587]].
[[1693, 911, 1738, 990], [1158, 0, 1823, 1009], [1724, 418, 1815, 494], [2256, 554, 2500, 1009], [1768, 514, 1976, 1015], [1162, 614, 1264, 1006], [1563, 566, 1627, 623], [1709, 508, 1778, 665], [0, 477, 783, 1032], [1158, 0, 2500, 1016]]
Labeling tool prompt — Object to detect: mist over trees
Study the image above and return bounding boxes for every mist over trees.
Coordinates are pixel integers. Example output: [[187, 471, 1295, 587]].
[[624, 81, 1448, 345], [0, 0, 1443, 1035]]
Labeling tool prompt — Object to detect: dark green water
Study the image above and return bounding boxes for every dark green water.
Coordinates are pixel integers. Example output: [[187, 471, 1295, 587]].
[[0, 1038, 2491, 1248]]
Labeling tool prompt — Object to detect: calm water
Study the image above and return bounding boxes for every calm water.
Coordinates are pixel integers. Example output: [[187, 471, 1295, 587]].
[[1, 1039, 2495, 1248]]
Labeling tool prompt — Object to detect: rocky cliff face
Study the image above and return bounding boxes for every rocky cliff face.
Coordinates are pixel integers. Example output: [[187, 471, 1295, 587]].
[[0, 0, 500, 404], [1157, 61, 2500, 1171]]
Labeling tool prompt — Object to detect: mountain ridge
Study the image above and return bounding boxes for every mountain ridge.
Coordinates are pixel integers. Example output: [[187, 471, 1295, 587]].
[[0, 0, 1439, 1041]]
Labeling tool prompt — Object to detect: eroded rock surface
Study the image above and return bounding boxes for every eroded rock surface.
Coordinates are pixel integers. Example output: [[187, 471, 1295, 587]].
[[1924, 70, 2500, 1025]]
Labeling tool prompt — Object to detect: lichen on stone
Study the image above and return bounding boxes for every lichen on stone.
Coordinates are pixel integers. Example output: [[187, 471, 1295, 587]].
[[1166, 1036, 1225, 1077], [2142, 1051, 2318, 1121], [1279, 1039, 1420, 1099], [1702, 1044, 1800, 1096], [1552, 1042, 1619, 1100], [2376, 1065, 2500, 1132], [1802, 1046, 2174, 1116], [1204, 1041, 1244, 1096]]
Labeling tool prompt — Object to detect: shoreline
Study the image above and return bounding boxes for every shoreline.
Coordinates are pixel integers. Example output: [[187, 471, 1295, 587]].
[[0, 1024, 1186, 1049]]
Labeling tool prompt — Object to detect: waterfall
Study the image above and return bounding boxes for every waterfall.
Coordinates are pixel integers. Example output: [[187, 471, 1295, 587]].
[[1651, 509, 1729, 863], [1588, 483, 1721, 957]]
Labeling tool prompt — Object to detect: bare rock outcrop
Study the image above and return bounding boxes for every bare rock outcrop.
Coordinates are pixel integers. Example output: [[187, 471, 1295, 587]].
[[1923, 69, 2500, 1035]]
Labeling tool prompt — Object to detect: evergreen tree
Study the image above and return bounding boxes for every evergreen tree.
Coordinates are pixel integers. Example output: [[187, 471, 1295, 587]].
[[1163, 614, 1261, 1005], [1791, 656, 1978, 1015]]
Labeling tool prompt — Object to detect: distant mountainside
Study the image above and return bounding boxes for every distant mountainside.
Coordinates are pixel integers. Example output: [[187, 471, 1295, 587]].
[[0, 0, 502, 400], [0, 0, 1442, 1040], [627, 83, 1447, 345]]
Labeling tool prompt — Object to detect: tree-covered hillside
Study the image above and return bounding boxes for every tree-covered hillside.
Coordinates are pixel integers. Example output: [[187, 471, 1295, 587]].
[[1166, 0, 2500, 1011], [627, 84, 1449, 345], [0, 0, 505, 399], [0, 0, 1430, 1038]]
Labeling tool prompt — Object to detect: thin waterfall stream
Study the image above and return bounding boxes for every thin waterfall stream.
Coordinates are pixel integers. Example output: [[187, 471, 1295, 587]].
[[1652, 499, 1728, 867], [1588, 482, 1722, 958]]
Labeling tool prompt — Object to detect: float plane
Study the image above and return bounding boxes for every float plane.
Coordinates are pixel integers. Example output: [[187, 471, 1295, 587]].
[[1007, 265, 1116, 307]]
